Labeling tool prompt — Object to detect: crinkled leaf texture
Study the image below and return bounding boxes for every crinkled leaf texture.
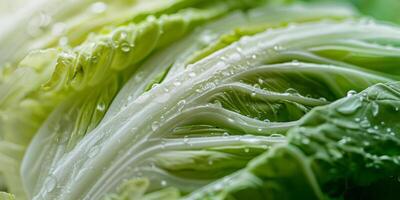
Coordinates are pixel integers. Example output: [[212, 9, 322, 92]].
[[185, 82, 400, 200], [1, 1, 400, 200], [23, 18, 400, 200], [1, 0, 275, 198]]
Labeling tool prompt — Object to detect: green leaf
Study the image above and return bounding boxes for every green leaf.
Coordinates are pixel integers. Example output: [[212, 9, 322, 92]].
[[2, 1, 400, 200], [0, 192, 15, 200], [22, 18, 400, 200], [185, 82, 400, 200]]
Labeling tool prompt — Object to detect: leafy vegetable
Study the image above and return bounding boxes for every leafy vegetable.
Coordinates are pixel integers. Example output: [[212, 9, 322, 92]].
[[185, 82, 400, 200], [0, 191, 15, 200], [0, 1, 399, 200]]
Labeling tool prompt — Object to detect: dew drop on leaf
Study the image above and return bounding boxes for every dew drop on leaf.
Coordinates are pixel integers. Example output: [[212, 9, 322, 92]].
[[189, 72, 196, 77], [44, 175, 57, 192], [183, 136, 189, 144], [371, 101, 379, 116], [360, 118, 371, 128], [161, 180, 167, 187], [88, 146, 100, 158], [270, 134, 284, 138], [90, 2, 108, 14], [177, 100, 186, 112], [346, 90, 357, 97], [96, 102, 106, 112], [151, 121, 160, 131], [120, 44, 131, 52], [173, 81, 181, 86]]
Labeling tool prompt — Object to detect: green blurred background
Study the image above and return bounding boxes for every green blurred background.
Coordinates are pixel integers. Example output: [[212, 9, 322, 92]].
[[299, 0, 400, 24]]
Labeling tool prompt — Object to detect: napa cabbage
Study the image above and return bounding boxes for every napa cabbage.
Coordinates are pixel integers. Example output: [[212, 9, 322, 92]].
[[0, 0, 399, 200]]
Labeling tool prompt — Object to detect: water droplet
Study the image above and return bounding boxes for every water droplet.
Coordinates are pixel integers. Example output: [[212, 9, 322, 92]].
[[222, 70, 231, 76], [359, 17, 375, 26], [44, 175, 57, 192], [244, 148, 250, 153], [291, 60, 299, 66], [173, 81, 181, 86], [148, 162, 157, 170], [51, 22, 66, 36], [59, 37, 69, 46], [183, 136, 189, 144], [214, 61, 225, 68], [121, 44, 131, 52], [251, 91, 256, 97], [354, 117, 361, 122], [338, 140, 346, 145], [27, 12, 52, 36], [146, 15, 157, 22], [151, 121, 160, 131], [336, 98, 362, 115], [150, 84, 159, 90], [360, 92, 369, 102], [287, 22, 298, 29], [120, 31, 128, 40], [367, 128, 377, 134], [177, 100, 186, 112], [90, 55, 99, 64], [39, 12, 52, 27], [360, 118, 371, 128], [199, 31, 214, 44], [285, 88, 299, 95], [230, 52, 241, 61], [160, 140, 166, 149], [338, 137, 351, 145], [53, 123, 60, 132], [212, 100, 222, 107], [90, 2, 108, 14], [371, 101, 379, 117], [236, 136, 242, 141], [257, 128, 262, 132], [88, 146, 100, 158], [214, 183, 223, 191], [202, 82, 216, 90], [189, 72, 196, 77], [222, 132, 229, 137], [161, 180, 167, 187], [273, 45, 284, 51], [301, 138, 310, 144], [155, 93, 170, 103], [347, 90, 357, 97], [96, 103, 106, 112], [270, 134, 284, 138], [236, 46, 243, 53]]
